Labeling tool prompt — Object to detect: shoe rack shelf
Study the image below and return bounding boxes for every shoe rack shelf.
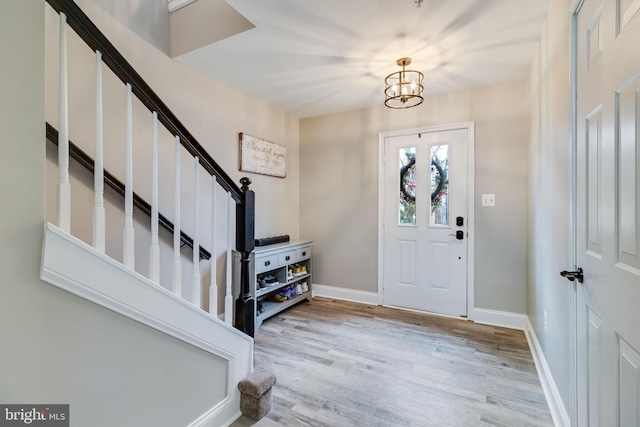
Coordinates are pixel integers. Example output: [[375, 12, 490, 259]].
[[233, 240, 313, 331]]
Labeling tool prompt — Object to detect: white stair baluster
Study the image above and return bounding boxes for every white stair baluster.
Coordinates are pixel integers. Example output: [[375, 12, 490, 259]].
[[172, 136, 182, 297], [149, 112, 160, 283], [209, 176, 218, 317], [93, 51, 105, 252], [192, 157, 201, 309], [58, 13, 71, 233], [123, 83, 135, 269], [224, 191, 233, 324]]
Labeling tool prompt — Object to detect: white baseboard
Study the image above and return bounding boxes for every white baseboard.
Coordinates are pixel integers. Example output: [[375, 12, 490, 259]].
[[312, 284, 379, 305], [525, 317, 570, 427], [472, 308, 527, 330]]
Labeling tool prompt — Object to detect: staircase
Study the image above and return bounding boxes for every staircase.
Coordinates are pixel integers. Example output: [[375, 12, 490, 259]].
[[41, 0, 256, 425]]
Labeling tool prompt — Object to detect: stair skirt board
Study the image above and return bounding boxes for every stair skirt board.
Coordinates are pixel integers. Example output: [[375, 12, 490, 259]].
[[40, 222, 253, 427]]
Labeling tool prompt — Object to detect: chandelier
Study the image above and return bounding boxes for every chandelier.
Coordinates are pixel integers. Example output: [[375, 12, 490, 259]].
[[384, 57, 424, 109]]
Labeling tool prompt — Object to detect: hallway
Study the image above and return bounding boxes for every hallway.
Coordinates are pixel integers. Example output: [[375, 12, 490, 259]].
[[232, 298, 553, 426]]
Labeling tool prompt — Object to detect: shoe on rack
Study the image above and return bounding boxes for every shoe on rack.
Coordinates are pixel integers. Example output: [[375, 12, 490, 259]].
[[292, 264, 307, 277], [287, 268, 294, 281], [295, 284, 303, 295], [301, 282, 309, 293], [264, 275, 279, 287]]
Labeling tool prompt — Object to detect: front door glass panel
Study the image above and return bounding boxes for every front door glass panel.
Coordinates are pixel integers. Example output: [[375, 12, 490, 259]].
[[430, 144, 450, 227], [399, 146, 416, 225]]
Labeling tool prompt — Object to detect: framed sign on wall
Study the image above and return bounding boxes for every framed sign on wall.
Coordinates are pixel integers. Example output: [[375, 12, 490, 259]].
[[239, 133, 286, 178]]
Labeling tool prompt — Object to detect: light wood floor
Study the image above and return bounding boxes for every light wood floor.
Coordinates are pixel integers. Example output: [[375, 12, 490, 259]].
[[232, 298, 554, 427]]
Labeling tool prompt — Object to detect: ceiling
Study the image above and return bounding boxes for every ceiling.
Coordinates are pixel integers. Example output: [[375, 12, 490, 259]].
[[172, 0, 551, 119]]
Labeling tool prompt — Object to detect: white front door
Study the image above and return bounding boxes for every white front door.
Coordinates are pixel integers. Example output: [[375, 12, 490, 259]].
[[382, 125, 471, 317], [574, 0, 640, 424]]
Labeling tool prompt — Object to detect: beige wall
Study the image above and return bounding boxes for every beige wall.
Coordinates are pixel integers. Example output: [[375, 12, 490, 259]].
[[300, 79, 530, 314], [1, 2, 226, 426], [527, 0, 574, 415]]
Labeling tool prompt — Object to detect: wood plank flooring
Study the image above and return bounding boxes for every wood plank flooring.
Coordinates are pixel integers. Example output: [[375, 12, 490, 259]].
[[231, 298, 554, 427]]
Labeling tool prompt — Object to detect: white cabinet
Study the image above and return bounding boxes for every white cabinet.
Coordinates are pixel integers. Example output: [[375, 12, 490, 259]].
[[234, 240, 312, 331]]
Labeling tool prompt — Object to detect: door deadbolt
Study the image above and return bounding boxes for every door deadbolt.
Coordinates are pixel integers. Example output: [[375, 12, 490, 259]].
[[449, 230, 464, 240]]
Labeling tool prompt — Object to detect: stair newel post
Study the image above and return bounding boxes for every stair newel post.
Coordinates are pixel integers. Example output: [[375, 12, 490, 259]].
[[235, 177, 255, 337]]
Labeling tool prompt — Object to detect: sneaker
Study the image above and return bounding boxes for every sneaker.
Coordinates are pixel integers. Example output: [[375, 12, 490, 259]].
[[287, 268, 294, 281], [301, 282, 309, 293], [295, 284, 303, 295], [292, 265, 307, 277], [264, 275, 279, 287]]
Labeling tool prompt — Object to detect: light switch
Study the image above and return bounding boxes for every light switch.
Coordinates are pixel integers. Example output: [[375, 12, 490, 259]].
[[482, 194, 495, 207]]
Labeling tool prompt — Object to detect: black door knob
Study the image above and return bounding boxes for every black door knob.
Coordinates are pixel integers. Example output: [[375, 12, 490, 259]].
[[560, 268, 583, 283]]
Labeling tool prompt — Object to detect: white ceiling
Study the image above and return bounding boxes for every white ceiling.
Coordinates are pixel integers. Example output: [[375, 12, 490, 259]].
[[173, 0, 551, 119]]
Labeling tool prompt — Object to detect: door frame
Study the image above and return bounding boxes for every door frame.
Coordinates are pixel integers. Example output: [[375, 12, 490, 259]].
[[377, 121, 476, 319], [569, 1, 583, 424]]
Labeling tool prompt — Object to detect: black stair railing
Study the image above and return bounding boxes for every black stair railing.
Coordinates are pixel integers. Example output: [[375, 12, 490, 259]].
[[45, 0, 255, 337]]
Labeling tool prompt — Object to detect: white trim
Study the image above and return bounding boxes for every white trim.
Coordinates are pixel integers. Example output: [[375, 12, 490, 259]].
[[378, 122, 476, 318], [384, 304, 470, 322], [312, 284, 379, 305], [525, 317, 571, 427], [472, 308, 527, 330], [41, 222, 252, 427], [168, 0, 196, 13]]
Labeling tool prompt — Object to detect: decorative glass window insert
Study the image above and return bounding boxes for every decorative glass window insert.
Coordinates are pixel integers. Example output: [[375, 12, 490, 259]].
[[430, 144, 449, 226], [399, 147, 416, 225]]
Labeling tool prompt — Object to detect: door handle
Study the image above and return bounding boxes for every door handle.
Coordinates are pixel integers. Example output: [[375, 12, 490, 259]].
[[560, 268, 583, 283], [449, 231, 464, 240]]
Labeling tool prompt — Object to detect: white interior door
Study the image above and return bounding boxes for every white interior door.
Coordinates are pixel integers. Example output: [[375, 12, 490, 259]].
[[575, 0, 640, 425], [382, 126, 470, 317]]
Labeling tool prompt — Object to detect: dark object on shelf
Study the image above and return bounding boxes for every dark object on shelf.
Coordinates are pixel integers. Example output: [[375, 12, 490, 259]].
[[255, 235, 290, 246]]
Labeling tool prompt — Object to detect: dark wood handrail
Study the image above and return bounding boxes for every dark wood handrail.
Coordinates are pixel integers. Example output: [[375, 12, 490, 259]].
[[46, 123, 212, 261], [45, 0, 242, 204]]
